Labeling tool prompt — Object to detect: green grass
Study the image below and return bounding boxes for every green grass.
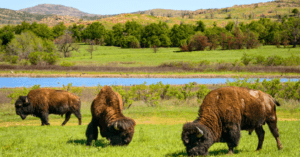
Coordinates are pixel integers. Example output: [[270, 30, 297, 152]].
[[60, 45, 300, 67], [0, 121, 299, 156], [0, 99, 300, 156]]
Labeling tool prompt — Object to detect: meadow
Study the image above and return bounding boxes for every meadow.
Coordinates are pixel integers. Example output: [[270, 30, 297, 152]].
[[64, 45, 300, 67], [0, 100, 300, 157]]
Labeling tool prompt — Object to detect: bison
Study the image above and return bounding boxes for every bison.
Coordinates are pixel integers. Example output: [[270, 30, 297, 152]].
[[14, 88, 81, 126], [181, 86, 283, 156], [86, 86, 136, 146]]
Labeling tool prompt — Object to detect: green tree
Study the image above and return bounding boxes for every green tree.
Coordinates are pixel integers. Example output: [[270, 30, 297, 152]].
[[30, 22, 53, 39], [52, 22, 67, 39], [292, 8, 299, 16], [195, 20, 206, 32], [5, 31, 44, 59], [68, 23, 85, 42], [81, 22, 106, 42], [54, 33, 79, 57], [225, 21, 235, 32], [0, 25, 15, 46], [170, 23, 195, 47], [112, 23, 125, 47], [14, 21, 31, 34]]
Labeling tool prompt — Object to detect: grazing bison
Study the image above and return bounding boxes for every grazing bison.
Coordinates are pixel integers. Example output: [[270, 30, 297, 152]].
[[181, 86, 283, 156], [86, 86, 135, 146], [14, 88, 81, 126]]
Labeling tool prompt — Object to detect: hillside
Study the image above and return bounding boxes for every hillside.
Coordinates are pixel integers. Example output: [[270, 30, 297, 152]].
[[1, 0, 300, 27], [0, 8, 50, 25], [19, 4, 96, 17]]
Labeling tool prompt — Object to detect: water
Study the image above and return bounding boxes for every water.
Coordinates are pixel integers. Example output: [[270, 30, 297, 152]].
[[0, 77, 299, 88]]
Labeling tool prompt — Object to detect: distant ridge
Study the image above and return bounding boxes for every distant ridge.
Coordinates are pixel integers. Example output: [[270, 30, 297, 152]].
[[19, 4, 97, 17]]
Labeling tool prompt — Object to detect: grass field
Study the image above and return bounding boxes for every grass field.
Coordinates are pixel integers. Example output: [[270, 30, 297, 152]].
[[0, 99, 300, 157], [63, 45, 300, 67]]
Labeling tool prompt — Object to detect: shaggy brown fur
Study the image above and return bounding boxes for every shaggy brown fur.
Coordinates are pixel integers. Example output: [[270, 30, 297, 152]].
[[15, 88, 81, 126], [181, 86, 283, 156], [86, 86, 135, 146]]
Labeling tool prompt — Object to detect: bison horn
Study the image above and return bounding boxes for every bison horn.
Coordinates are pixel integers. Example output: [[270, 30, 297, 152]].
[[196, 126, 203, 138], [25, 97, 29, 103], [114, 122, 119, 130]]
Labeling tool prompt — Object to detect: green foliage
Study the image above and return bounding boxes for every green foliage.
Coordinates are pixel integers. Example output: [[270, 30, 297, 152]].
[[195, 20, 206, 32], [10, 55, 18, 64], [42, 52, 60, 65], [82, 22, 106, 41], [28, 51, 42, 65], [240, 53, 253, 65], [7, 85, 41, 104], [52, 22, 67, 39], [60, 61, 75, 67], [265, 55, 284, 66], [19, 59, 30, 66], [62, 83, 83, 96]]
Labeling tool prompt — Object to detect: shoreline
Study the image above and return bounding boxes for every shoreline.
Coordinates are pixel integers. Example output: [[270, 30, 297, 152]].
[[1, 73, 300, 78]]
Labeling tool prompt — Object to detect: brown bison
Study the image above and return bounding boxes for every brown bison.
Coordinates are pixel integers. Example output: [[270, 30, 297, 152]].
[[14, 88, 81, 126], [86, 86, 136, 146], [181, 86, 283, 156]]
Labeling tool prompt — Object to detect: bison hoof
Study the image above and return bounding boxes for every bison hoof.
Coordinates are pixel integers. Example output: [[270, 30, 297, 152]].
[[278, 145, 283, 150]]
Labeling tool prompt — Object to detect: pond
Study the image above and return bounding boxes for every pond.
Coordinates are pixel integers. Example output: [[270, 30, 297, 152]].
[[0, 77, 299, 88]]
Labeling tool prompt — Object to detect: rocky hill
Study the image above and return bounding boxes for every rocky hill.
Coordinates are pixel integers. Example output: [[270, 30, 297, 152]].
[[0, 8, 50, 24], [19, 4, 96, 17]]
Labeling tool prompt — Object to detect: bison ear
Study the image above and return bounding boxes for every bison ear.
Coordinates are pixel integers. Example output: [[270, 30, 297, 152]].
[[196, 126, 204, 138]]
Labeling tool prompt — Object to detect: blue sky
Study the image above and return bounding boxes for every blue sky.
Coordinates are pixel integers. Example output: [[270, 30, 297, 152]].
[[2, 0, 272, 15]]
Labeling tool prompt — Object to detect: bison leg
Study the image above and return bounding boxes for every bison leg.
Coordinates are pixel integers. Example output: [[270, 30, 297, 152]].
[[225, 124, 241, 154], [255, 126, 265, 151], [40, 113, 50, 126], [73, 110, 82, 125], [62, 112, 72, 126], [267, 121, 283, 150], [86, 120, 98, 146]]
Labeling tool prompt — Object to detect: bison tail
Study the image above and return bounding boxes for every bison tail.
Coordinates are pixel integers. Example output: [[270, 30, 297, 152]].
[[275, 100, 281, 106]]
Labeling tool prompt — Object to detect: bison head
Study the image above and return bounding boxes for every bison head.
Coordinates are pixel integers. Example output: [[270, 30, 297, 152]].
[[106, 118, 136, 146], [14, 96, 31, 120], [181, 122, 213, 156]]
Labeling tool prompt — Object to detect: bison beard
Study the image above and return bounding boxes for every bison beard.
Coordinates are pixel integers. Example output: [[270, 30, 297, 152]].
[[86, 86, 136, 146], [14, 88, 82, 126], [181, 86, 283, 156]]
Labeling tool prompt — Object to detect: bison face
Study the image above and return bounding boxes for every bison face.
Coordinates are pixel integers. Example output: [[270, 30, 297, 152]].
[[181, 122, 213, 156], [106, 118, 136, 146], [14, 96, 31, 120]]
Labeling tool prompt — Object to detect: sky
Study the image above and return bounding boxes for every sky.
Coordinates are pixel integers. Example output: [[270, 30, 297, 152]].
[[2, 0, 272, 15]]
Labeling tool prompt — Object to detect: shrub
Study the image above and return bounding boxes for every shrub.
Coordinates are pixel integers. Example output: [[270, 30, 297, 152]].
[[43, 52, 60, 65], [28, 51, 42, 65], [265, 55, 284, 66], [19, 59, 30, 66], [186, 33, 210, 51], [10, 56, 18, 64], [60, 60, 75, 67], [240, 53, 253, 65], [253, 55, 266, 65]]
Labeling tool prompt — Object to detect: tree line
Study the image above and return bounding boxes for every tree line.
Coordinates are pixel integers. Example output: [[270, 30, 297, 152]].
[[0, 17, 300, 64]]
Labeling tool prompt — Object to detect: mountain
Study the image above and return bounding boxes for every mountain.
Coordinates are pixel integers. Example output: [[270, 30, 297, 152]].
[[0, 8, 50, 24], [19, 4, 98, 17]]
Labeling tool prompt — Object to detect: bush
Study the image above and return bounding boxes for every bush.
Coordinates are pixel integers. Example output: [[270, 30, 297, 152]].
[[60, 60, 75, 67], [183, 33, 210, 51], [241, 53, 253, 65], [265, 55, 284, 66], [19, 59, 30, 66], [28, 51, 42, 65], [10, 56, 18, 64], [43, 52, 60, 65]]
